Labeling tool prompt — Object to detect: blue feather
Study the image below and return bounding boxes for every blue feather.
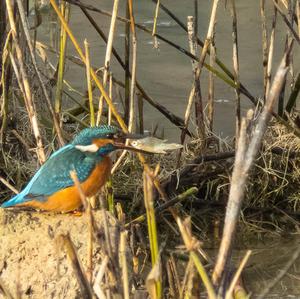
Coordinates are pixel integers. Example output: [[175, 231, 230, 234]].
[[72, 125, 119, 145]]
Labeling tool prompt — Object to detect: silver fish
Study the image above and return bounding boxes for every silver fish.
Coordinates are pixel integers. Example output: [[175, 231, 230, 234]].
[[130, 137, 183, 154]]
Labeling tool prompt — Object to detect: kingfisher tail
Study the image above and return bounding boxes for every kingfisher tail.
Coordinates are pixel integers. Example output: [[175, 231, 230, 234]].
[[1, 192, 26, 208]]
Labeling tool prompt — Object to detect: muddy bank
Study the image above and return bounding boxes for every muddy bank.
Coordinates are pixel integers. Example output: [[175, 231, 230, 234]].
[[0, 209, 122, 299]]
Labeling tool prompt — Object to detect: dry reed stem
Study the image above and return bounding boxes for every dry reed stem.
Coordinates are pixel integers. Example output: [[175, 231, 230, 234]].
[[166, 255, 181, 297], [225, 250, 251, 299], [58, 234, 93, 299], [15, 0, 65, 146], [285, 72, 300, 113], [208, 41, 216, 131], [230, 0, 241, 136], [212, 45, 291, 287], [111, 150, 128, 174], [152, 0, 160, 36], [180, 16, 197, 147], [70, 170, 88, 208], [9, 53, 25, 96], [183, 85, 195, 135], [6, 0, 46, 164], [0, 176, 19, 194], [187, 15, 197, 70], [84, 39, 95, 127], [0, 31, 11, 144], [137, 92, 144, 133], [93, 256, 109, 299], [96, 0, 119, 125], [166, 260, 176, 297], [266, 4, 277, 99], [119, 230, 129, 299], [177, 16, 197, 164], [180, 257, 193, 299], [151, 0, 160, 48], [297, 0, 300, 37], [194, 0, 219, 136], [87, 201, 93, 285], [128, 0, 137, 134], [108, 73, 113, 125], [111, 0, 137, 173], [260, 0, 268, 101], [194, 0, 198, 37], [124, 3, 130, 124]]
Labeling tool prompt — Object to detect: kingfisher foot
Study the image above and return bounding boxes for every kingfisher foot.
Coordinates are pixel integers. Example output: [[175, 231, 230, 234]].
[[72, 210, 83, 216]]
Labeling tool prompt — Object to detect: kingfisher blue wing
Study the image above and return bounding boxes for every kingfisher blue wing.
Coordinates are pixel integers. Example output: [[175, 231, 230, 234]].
[[1, 145, 97, 207]]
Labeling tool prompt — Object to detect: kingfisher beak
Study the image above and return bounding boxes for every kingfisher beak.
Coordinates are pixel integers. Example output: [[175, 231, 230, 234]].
[[113, 132, 150, 154]]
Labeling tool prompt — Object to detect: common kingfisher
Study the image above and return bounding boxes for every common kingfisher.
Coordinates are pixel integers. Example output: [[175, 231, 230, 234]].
[[1, 125, 144, 212]]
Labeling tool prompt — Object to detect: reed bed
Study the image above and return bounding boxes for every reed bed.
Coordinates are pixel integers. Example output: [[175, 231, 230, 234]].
[[0, 0, 300, 298]]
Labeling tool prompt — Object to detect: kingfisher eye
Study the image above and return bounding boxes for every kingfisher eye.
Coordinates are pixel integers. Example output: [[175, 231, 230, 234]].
[[105, 133, 115, 139], [113, 132, 125, 139]]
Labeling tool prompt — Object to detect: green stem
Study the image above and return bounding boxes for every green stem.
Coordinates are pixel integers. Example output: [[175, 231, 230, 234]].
[[55, 2, 70, 120], [190, 251, 217, 299]]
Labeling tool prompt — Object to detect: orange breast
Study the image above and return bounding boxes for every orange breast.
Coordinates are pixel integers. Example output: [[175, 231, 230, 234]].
[[19, 156, 112, 212]]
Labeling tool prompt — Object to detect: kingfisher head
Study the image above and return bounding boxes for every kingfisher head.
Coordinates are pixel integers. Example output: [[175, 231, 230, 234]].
[[71, 125, 145, 156]]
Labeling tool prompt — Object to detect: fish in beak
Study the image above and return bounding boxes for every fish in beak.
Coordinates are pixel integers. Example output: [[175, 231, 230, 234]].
[[113, 132, 153, 154], [113, 132, 183, 154]]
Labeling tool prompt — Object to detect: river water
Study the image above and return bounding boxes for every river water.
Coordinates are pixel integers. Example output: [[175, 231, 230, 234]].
[[37, 0, 299, 140], [34, 0, 300, 297]]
